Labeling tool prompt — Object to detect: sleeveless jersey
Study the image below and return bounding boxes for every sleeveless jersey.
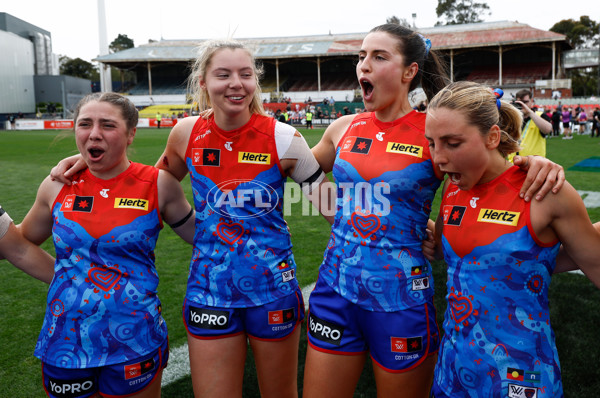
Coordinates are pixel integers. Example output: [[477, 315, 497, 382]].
[[319, 111, 442, 312], [36, 163, 167, 368], [185, 113, 298, 308], [435, 166, 562, 397]]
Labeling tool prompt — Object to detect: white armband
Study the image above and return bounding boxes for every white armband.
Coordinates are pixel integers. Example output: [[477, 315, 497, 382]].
[[0, 205, 13, 240], [280, 133, 325, 195]]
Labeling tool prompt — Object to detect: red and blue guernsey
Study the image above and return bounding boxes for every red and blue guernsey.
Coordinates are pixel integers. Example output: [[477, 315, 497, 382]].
[[185, 114, 298, 308], [434, 166, 562, 397], [37, 163, 167, 369], [320, 111, 443, 312]]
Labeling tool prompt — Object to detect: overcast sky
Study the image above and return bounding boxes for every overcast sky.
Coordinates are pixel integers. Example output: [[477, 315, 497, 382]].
[[3, 0, 597, 63]]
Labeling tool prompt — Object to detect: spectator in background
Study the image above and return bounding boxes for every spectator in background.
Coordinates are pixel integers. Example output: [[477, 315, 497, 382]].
[[592, 107, 600, 138], [316, 107, 323, 118], [578, 108, 588, 134], [508, 89, 552, 159], [571, 107, 579, 133], [156, 111, 162, 128], [562, 107, 572, 139], [551, 106, 562, 137], [8, 114, 16, 130], [305, 108, 314, 129]]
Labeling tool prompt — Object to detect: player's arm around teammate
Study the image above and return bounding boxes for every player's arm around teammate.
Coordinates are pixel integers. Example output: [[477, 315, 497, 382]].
[[0, 205, 54, 283]]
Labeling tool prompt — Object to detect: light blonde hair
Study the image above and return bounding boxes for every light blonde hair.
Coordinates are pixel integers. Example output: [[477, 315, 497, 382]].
[[188, 39, 266, 116], [428, 81, 522, 157]]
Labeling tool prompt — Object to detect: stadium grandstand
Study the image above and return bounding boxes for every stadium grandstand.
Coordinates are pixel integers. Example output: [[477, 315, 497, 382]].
[[94, 21, 583, 114]]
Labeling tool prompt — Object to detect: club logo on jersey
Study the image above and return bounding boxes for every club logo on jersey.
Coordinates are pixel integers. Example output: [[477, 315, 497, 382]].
[[192, 148, 220, 166], [124, 358, 155, 380], [350, 137, 372, 154], [443, 205, 466, 226], [100, 188, 110, 198], [391, 336, 423, 353], [386, 142, 423, 158], [508, 384, 537, 398], [225, 141, 233, 151], [376, 131, 385, 141], [412, 276, 430, 291], [341, 137, 372, 154], [281, 268, 296, 283], [308, 313, 344, 345], [477, 208, 520, 226], [61, 195, 94, 212], [238, 151, 271, 165], [188, 305, 230, 330], [114, 198, 149, 211], [47, 376, 95, 398], [208, 179, 279, 219], [268, 308, 295, 324]]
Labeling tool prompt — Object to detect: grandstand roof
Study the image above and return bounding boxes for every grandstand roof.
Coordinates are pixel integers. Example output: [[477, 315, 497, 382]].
[[96, 21, 567, 65]]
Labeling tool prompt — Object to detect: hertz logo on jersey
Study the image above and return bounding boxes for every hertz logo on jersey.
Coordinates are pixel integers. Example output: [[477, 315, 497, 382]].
[[114, 198, 149, 211], [386, 142, 423, 158], [477, 208, 520, 226], [238, 152, 271, 164]]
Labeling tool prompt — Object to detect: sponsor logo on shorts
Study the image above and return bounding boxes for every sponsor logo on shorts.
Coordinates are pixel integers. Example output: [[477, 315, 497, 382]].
[[308, 313, 344, 346], [391, 336, 423, 353], [238, 151, 271, 165], [412, 276, 430, 291], [61, 195, 94, 212], [47, 376, 94, 398], [443, 205, 466, 226], [124, 358, 155, 380], [188, 306, 230, 330], [114, 198, 149, 211], [477, 208, 520, 226], [192, 148, 220, 166], [508, 383, 538, 398], [386, 142, 423, 158], [268, 308, 295, 324]]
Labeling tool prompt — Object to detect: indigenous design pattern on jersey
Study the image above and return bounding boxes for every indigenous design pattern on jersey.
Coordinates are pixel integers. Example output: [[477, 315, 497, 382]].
[[434, 166, 562, 397], [320, 111, 442, 312], [185, 114, 297, 308], [37, 163, 166, 369]]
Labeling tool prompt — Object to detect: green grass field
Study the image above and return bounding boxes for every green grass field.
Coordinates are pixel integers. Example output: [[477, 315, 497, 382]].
[[0, 128, 599, 397]]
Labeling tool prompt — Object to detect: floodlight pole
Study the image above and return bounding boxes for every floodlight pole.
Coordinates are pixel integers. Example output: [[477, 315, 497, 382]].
[[97, 0, 112, 92]]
